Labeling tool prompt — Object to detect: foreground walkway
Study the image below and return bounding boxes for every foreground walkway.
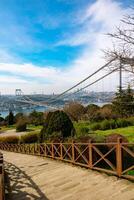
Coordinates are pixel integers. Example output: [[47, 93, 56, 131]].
[[2, 151, 134, 200]]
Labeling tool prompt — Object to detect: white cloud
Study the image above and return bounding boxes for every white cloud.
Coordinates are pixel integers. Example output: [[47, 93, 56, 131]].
[[0, 75, 28, 84], [0, 0, 132, 94]]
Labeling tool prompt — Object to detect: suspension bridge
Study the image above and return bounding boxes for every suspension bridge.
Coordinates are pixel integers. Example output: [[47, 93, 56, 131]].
[[0, 58, 133, 114]]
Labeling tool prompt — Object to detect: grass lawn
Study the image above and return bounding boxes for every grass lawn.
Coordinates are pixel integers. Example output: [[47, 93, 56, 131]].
[[0, 125, 15, 132], [95, 126, 134, 143], [27, 125, 42, 132], [74, 121, 134, 142]]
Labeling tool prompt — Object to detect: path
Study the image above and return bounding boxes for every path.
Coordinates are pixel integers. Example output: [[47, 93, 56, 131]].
[[2, 151, 134, 200]]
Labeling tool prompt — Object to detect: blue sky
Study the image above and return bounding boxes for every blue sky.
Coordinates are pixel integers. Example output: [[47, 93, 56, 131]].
[[0, 0, 133, 94]]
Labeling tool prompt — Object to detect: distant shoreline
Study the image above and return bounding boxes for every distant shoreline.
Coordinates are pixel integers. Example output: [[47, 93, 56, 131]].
[[0, 102, 109, 118]]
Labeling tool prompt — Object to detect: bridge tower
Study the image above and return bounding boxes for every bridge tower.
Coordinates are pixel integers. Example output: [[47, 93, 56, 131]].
[[15, 89, 23, 96]]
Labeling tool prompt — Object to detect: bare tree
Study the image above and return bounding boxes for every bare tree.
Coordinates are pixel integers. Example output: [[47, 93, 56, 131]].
[[104, 9, 134, 75]]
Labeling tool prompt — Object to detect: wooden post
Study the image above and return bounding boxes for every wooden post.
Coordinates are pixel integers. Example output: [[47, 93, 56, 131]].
[[72, 140, 75, 163], [88, 140, 93, 169], [52, 142, 54, 158], [44, 144, 47, 157], [60, 142, 63, 160], [116, 137, 122, 177]]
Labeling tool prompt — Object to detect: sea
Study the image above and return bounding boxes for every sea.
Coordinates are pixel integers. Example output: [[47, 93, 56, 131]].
[[0, 102, 108, 118]]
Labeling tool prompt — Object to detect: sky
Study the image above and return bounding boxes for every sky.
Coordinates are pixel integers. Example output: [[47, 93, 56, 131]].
[[0, 0, 133, 94]]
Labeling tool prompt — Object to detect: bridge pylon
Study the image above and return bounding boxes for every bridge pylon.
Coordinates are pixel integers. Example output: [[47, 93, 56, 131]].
[[15, 89, 23, 96]]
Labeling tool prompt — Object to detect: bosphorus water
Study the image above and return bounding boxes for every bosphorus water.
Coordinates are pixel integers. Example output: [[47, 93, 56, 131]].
[[0, 102, 108, 118]]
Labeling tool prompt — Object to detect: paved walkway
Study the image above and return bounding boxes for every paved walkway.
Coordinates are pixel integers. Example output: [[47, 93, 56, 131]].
[[2, 151, 134, 200]]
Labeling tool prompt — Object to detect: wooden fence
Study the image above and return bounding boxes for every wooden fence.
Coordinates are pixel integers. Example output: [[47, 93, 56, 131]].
[[0, 152, 4, 200], [0, 138, 133, 180]]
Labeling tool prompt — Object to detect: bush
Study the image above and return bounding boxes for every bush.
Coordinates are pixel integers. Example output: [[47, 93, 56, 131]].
[[20, 132, 39, 143], [109, 119, 117, 129], [100, 120, 110, 130], [45, 132, 63, 143], [75, 135, 94, 143], [90, 134, 106, 143], [40, 110, 75, 141], [116, 118, 130, 128], [29, 110, 44, 125], [126, 117, 134, 126], [80, 127, 89, 134], [90, 122, 101, 131], [0, 135, 19, 144], [16, 119, 27, 132], [105, 133, 128, 143], [90, 117, 134, 131]]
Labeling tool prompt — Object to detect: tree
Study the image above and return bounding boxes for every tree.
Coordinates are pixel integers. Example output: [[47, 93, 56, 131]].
[[100, 104, 116, 120], [104, 10, 134, 75], [64, 102, 86, 122], [112, 85, 134, 117], [6, 111, 15, 125], [29, 110, 44, 125], [84, 104, 101, 121], [15, 112, 24, 123], [40, 110, 75, 141]]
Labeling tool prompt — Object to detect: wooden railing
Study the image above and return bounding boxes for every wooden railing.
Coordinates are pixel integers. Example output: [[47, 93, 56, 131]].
[[0, 152, 4, 200], [0, 138, 133, 180]]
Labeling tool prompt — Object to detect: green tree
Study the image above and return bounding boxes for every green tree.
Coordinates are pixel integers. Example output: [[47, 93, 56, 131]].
[[29, 110, 44, 125], [112, 85, 134, 117], [6, 111, 15, 125], [40, 110, 75, 141]]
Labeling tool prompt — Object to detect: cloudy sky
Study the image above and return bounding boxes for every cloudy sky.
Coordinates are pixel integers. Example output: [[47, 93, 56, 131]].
[[0, 0, 133, 94]]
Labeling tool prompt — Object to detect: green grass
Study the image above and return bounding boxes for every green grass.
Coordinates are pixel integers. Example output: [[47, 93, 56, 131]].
[[95, 126, 134, 142], [27, 125, 42, 130], [74, 121, 134, 142], [0, 125, 15, 132]]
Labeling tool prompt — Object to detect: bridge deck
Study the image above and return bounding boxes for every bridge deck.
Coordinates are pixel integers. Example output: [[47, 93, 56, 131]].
[[2, 151, 134, 200]]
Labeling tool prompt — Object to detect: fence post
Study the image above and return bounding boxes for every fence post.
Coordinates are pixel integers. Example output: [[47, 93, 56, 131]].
[[60, 142, 63, 160], [52, 142, 54, 158], [72, 140, 75, 163], [116, 137, 122, 177], [88, 140, 93, 169], [44, 144, 47, 157]]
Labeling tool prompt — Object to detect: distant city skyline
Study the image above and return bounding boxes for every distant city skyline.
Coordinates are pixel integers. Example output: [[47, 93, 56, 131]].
[[0, 0, 133, 94]]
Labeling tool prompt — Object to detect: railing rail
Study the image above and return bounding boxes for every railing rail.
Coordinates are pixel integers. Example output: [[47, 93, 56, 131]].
[[0, 152, 4, 200], [0, 139, 133, 180]]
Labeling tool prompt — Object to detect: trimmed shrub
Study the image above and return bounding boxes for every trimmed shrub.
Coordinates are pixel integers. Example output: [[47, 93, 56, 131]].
[[105, 133, 128, 143], [20, 132, 39, 144], [0, 135, 19, 144], [40, 110, 75, 141], [16, 119, 27, 132]]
